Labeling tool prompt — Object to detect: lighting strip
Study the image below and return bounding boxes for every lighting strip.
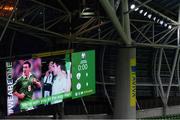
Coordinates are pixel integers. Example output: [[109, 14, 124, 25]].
[[130, 3, 173, 29]]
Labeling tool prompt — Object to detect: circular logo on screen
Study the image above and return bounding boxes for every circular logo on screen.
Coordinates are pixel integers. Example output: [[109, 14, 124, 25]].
[[76, 83, 81, 90], [76, 73, 81, 80]]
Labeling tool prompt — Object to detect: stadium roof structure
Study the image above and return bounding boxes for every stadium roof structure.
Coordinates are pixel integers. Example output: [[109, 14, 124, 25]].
[[0, 0, 179, 56]]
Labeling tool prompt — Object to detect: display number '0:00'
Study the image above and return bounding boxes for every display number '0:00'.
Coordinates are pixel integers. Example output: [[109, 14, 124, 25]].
[[78, 64, 88, 71]]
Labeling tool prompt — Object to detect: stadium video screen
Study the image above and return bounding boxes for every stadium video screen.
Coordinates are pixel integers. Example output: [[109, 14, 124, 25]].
[[6, 50, 95, 115]]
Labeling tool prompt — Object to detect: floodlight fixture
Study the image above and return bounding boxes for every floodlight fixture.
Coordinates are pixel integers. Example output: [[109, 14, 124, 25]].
[[139, 9, 143, 14], [130, 4, 136, 10], [168, 25, 172, 29], [147, 14, 152, 19], [153, 17, 156, 21], [135, 7, 139, 11], [164, 23, 167, 27], [144, 12, 147, 16], [160, 20, 164, 25], [156, 19, 160, 23]]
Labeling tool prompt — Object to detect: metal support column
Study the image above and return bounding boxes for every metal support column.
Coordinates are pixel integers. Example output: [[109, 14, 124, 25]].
[[122, 0, 131, 39], [99, 0, 131, 45], [114, 48, 136, 119], [113, 0, 136, 119]]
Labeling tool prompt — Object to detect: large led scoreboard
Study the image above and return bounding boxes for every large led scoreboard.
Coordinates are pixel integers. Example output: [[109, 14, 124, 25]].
[[0, 49, 95, 115]]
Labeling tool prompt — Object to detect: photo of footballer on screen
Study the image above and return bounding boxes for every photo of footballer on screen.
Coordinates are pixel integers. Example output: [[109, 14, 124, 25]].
[[12, 59, 42, 112], [7, 57, 72, 115]]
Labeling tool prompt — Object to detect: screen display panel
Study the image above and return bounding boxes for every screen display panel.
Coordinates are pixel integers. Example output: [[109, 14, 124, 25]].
[[5, 50, 95, 115]]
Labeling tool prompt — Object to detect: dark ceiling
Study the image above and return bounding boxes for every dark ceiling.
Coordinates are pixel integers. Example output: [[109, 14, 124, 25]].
[[0, 0, 179, 57]]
